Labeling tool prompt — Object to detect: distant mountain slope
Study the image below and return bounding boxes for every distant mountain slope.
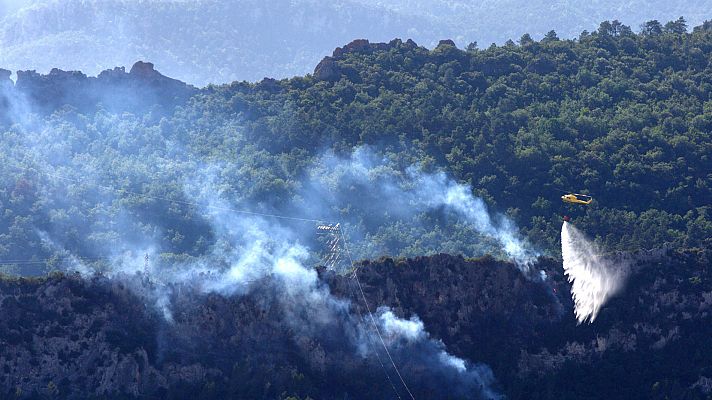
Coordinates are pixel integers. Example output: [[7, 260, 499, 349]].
[[0, 0, 442, 86], [353, 0, 709, 45], [1, 0, 709, 85]]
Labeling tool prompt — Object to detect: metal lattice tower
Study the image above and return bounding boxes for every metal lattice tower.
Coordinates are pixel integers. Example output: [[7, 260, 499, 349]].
[[316, 223, 346, 273]]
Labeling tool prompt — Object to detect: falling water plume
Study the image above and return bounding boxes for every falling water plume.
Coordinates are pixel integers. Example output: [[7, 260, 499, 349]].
[[561, 221, 625, 323]]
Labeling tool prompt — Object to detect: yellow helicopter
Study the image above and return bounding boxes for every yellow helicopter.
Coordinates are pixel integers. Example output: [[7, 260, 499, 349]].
[[561, 192, 593, 205]]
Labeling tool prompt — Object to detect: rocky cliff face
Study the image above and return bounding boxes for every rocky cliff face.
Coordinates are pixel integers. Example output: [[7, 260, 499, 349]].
[[1, 61, 196, 118], [1, 248, 710, 399], [0, 69, 13, 116], [331, 250, 712, 399], [315, 38, 420, 81], [0, 69, 11, 86]]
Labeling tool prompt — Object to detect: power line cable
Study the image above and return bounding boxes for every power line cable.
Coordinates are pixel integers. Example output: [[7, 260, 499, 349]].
[[340, 225, 416, 400], [6, 160, 329, 224], [345, 272, 403, 400]]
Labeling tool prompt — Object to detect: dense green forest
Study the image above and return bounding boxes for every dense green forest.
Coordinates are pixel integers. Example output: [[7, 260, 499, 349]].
[[1, 18, 711, 274], [1, 16, 712, 400], [212, 17, 712, 254]]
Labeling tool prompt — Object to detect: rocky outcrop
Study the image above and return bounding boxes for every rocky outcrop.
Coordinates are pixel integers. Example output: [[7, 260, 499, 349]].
[[0, 69, 12, 87], [331, 38, 419, 59], [313, 57, 341, 81], [316, 38, 422, 82], [6, 61, 197, 116], [332, 38, 371, 57], [437, 39, 457, 48], [255, 77, 282, 93], [129, 61, 160, 78]]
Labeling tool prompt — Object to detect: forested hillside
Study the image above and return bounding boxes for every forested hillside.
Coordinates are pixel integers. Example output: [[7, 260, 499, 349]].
[[1, 19, 711, 276], [1, 16, 712, 400], [335, 249, 712, 399], [225, 19, 712, 254], [2, 249, 710, 399], [193, 18, 712, 254]]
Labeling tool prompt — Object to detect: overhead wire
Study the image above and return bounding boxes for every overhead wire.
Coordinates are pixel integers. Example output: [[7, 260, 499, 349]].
[[0, 257, 109, 266], [1, 158, 329, 267], [5, 160, 328, 224], [344, 266, 403, 400], [340, 226, 416, 400]]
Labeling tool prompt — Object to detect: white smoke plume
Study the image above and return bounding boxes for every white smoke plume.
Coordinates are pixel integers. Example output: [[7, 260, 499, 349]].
[[50, 174, 503, 398], [307, 147, 539, 270], [376, 307, 503, 400], [0, 87, 513, 396], [561, 221, 626, 323], [409, 166, 538, 268]]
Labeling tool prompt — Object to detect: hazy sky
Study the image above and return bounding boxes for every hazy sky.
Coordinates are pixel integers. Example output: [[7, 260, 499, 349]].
[[0, 0, 31, 16]]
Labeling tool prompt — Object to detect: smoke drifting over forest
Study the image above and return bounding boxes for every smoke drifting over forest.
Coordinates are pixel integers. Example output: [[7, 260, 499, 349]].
[[304, 148, 539, 268], [58, 174, 504, 398], [0, 73, 530, 398], [2, 14, 712, 397]]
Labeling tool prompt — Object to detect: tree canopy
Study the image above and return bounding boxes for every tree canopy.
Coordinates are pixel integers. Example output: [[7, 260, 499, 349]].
[[1, 18, 711, 274]]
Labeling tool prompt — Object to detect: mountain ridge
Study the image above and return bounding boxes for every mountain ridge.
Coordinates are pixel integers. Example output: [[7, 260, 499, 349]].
[[1, 0, 709, 85]]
